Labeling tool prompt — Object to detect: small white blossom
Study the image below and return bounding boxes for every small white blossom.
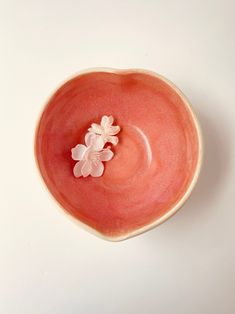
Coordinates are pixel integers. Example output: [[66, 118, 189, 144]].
[[71, 132, 113, 178], [88, 115, 120, 145]]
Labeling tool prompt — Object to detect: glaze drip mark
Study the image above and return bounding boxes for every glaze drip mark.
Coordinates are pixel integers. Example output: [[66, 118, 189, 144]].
[[71, 115, 120, 178]]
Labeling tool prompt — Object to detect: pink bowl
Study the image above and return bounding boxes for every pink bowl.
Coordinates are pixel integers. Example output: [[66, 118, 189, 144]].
[[35, 68, 202, 240]]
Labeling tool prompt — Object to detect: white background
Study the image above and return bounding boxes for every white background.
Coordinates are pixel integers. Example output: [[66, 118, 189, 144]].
[[1, 1, 235, 313]]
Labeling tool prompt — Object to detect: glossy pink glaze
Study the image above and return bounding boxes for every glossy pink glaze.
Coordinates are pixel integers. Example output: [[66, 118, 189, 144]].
[[35, 71, 200, 238]]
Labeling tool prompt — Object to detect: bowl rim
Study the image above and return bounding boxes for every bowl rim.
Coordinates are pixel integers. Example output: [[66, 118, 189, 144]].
[[34, 67, 203, 241]]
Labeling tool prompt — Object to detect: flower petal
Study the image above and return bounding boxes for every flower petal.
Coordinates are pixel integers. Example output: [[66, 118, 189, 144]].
[[71, 144, 87, 161], [85, 133, 105, 150], [92, 135, 105, 150], [88, 123, 103, 134], [108, 115, 114, 125], [73, 160, 85, 177], [101, 115, 109, 127], [90, 160, 104, 177], [81, 160, 92, 177], [99, 148, 114, 161], [85, 132, 96, 147], [108, 135, 119, 145], [108, 125, 120, 135]]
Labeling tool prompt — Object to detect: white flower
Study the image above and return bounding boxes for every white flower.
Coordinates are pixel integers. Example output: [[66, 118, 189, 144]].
[[71, 132, 113, 178], [88, 115, 120, 145]]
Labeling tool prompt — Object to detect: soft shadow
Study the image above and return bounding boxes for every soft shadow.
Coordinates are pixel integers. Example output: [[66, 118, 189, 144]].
[[147, 98, 231, 237]]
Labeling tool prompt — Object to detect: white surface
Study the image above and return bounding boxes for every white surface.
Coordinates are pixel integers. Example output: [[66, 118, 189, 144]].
[[1, 0, 235, 313]]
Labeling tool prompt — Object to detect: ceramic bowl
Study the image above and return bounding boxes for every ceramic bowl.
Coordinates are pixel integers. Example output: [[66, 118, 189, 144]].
[[35, 68, 202, 241]]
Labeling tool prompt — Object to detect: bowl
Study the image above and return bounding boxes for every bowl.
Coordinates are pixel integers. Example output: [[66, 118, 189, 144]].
[[35, 68, 202, 241]]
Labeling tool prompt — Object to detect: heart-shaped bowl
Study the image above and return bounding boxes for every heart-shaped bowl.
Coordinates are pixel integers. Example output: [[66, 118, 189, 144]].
[[35, 68, 202, 241]]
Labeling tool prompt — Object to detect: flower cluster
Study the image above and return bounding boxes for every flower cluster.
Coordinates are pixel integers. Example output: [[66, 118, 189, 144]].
[[71, 115, 120, 178]]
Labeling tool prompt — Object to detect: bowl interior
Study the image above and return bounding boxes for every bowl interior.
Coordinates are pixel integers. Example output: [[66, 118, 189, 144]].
[[35, 70, 201, 240]]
